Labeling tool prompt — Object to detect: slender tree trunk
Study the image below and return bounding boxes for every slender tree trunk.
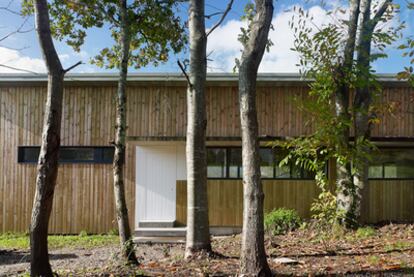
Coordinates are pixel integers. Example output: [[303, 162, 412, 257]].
[[353, 0, 373, 224], [185, 0, 211, 258], [238, 0, 273, 275], [30, 1, 64, 276], [335, 0, 360, 228], [112, 0, 137, 264], [353, 0, 390, 221]]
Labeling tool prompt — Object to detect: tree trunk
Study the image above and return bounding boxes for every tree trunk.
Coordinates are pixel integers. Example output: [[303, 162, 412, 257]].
[[353, 0, 390, 221], [335, 0, 360, 228], [185, 0, 211, 258], [113, 0, 137, 264], [238, 0, 273, 275], [353, 0, 373, 224], [30, 1, 65, 276]]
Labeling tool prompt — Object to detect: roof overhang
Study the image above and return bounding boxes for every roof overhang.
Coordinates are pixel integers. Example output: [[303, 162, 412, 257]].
[[0, 72, 409, 87]]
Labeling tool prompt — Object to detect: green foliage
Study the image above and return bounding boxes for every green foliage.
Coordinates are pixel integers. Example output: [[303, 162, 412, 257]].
[[277, 3, 403, 228], [234, 1, 273, 71], [264, 208, 302, 236], [23, 0, 186, 69], [355, 226, 376, 239], [0, 233, 118, 250], [384, 241, 413, 252], [311, 190, 344, 226], [397, 38, 414, 86]]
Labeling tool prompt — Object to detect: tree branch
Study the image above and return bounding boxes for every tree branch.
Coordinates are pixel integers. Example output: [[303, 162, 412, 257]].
[[63, 61, 83, 73], [0, 6, 21, 16], [205, 11, 223, 19], [372, 0, 392, 26], [0, 64, 40, 74], [0, 17, 33, 43], [206, 0, 234, 37], [177, 60, 192, 87], [0, 44, 30, 51]]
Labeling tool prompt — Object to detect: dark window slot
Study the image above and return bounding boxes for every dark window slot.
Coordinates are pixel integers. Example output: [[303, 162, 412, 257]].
[[18, 146, 115, 164]]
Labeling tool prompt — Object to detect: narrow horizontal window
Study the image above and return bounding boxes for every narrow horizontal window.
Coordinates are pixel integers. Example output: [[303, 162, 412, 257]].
[[368, 148, 414, 179], [18, 146, 115, 164], [207, 147, 315, 180]]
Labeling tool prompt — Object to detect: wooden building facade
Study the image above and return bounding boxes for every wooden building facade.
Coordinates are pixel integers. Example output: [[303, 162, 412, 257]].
[[0, 73, 413, 234]]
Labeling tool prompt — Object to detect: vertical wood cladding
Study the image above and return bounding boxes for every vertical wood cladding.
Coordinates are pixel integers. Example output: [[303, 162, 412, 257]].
[[0, 82, 413, 233]]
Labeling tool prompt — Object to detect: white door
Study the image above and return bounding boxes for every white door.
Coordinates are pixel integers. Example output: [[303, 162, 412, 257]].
[[135, 145, 185, 228]]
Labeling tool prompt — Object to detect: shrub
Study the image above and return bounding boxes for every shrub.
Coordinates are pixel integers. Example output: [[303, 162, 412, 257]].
[[264, 208, 302, 236]]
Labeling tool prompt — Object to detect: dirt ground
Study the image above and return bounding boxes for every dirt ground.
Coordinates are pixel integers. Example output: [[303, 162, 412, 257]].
[[1, 224, 414, 276]]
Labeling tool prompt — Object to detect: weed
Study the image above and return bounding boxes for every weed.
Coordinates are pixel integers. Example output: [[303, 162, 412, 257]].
[[355, 226, 376, 239], [78, 230, 88, 237], [368, 255, 380, 265], [107, 228, 119, 236]]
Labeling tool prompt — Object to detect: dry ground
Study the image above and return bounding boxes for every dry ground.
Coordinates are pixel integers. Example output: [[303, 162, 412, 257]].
[[1, 224, 414, 276]]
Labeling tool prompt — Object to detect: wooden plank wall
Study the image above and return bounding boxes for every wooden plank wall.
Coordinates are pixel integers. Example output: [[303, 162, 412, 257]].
[[0, 85, 132, 234], [0, 82, 413, 233], [176, 180, 320, 226], [126, 85, 414, 138], [126, 85, 315, 138], [361, 180, 414, 223], [177, 179, 414, 226]]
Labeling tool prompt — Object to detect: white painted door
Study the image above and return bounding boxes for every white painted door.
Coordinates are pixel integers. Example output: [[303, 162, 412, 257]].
[[135, 145, 186, 228]]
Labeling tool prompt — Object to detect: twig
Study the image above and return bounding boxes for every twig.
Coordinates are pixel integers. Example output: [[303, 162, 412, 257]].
[[205, 11, 223, 19], [177, 60, 192, 87], [63, 61, 83, 73], [0, 6, 20, 16], [206, 0, 234, 37], [0, 17, 33, 43], [0, 64, 40, 74], [0, 44, 30, 51]]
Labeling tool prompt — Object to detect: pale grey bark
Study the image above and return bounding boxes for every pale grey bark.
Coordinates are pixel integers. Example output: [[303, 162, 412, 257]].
[[335, 0, 360, 228], [353, 0, 391, 221], [185, 0, 211, 257], [30, 1, 64, 276], [112, 0, 137, 264], [238, 0, 273, 275]]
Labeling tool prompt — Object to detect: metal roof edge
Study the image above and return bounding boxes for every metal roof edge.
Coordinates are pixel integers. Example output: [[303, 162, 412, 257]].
[[0, 72, 407, 84]]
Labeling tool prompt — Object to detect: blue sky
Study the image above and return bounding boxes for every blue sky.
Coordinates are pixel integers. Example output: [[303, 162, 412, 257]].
[[0, 0, 412, 74]]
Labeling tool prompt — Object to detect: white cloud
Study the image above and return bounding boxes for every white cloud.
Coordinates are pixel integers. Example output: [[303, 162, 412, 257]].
[[206, 4, 345, 73], [0, 47, 46, 73]]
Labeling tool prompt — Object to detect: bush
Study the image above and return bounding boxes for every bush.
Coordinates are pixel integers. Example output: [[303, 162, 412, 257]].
[[264, 208, 302, 236]]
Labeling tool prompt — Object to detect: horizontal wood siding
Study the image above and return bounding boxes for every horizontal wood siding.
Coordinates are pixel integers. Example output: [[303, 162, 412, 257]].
[[176, 180, 319, 226]]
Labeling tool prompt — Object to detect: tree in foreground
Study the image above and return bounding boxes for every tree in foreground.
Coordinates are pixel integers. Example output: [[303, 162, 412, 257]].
[[352, 0, 394, 224], [182, 0, 233, 259], [237, 0, 273, 275], [46, 0, 185, 262], [288, 0, 401, 228], [23, 0, 81, 275]]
